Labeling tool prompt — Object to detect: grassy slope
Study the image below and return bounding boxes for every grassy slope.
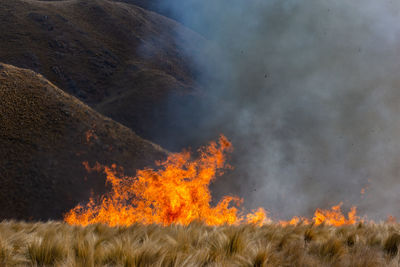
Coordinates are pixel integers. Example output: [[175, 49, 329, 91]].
[[0, 0, 205, 146], [0, 222, 399, 266], [0, 63, 167, 221]]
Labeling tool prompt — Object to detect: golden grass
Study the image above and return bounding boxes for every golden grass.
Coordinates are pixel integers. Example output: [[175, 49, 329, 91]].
[[0, 221, 400, 266]]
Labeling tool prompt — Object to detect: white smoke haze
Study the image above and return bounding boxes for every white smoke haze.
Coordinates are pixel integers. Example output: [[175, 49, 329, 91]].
[[153, 0, 400, 220]]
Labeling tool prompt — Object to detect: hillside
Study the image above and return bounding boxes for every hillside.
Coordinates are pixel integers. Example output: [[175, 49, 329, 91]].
[[0, 63, 167, 221], [0, 0, 205, 148]]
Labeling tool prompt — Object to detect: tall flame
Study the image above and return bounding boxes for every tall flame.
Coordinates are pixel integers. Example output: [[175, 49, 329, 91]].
[[65, 135, 267, 226], [65, 135, 359, 227]]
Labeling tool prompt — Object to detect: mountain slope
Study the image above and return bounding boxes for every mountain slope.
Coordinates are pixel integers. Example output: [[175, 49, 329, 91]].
[[0, 0, 205, 148], [0, 63, 167, 220]]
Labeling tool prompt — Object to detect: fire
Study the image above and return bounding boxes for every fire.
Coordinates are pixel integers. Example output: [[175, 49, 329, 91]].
[[65, 135, 268, 226], [313, 203, 358, 226], [279, 204, 358, 226], [246, 208, 272, 226], [85, 129, 98, 144], [360, 179, 371, 197], [66, 135, 360, 227], [387, 215, 397, 224], [279, 216, 309, 226]]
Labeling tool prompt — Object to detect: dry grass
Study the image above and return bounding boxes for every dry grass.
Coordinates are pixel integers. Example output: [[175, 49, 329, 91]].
[[0, 221, 400, 266]]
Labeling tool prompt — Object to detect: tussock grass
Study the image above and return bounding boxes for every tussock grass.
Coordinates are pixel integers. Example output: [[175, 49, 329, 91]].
[[384, 233, 400, 257], [0, 221, 399, 266]]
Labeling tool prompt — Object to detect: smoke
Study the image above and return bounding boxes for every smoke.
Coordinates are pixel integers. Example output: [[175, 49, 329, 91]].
[[153, 0, 400, 220]]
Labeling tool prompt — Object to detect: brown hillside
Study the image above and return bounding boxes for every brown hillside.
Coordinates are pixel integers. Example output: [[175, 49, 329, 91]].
[[0, 63, 167, 221], [0, 0, 205, 148]]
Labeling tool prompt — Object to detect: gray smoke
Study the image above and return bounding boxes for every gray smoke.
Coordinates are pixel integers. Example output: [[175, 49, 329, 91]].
[[157, 0, 400, 220]]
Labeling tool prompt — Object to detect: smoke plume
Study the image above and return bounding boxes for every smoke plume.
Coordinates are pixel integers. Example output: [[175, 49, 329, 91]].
[[151, 0, 400, 220]]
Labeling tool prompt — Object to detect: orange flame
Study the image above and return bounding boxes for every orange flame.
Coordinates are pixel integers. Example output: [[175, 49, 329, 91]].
[[279, 204, 358, 226], [66, 135, 360, 227], [387, 215, 396, 224], [279, 216, 310, 226], [313, 203, 358, 226], [85, 129, 98, 144], [65, 135, 268, 226]]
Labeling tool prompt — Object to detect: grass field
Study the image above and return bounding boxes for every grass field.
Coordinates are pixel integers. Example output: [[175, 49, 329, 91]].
[[0, 221, 400, 266]]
